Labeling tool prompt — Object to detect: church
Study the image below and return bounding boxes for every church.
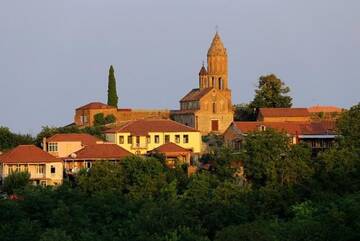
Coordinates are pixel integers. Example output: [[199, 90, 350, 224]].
[[171, 32, 234, 135]]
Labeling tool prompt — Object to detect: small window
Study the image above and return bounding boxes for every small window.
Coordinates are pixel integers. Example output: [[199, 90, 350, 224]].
[[260, 125, 266, 131], [127, 136, 133, 144], [147, 136, 151, 144], [154, 135, 160, 144], [212, 103, 216, 113], [119, 136, 124, 144], [136, 136, 140, 144], [48, 143, 58, 152], [175, 135, 180, 143], [183, 135, 189, 143], [37, 165, 44, 174], [51, 166, 56, 174], [165, 135, 170, 143]]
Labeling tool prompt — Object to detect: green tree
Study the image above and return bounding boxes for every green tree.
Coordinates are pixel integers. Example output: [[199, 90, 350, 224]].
[[105, 114, 116, 124], [93, 113, 105, 126], [250, 74, 292, 108], [233, 103, 256, 121], [0, 127, 34, 151], [3, 171, 31, 194], [243, 129, 313, 187], [40, 228, 72, 241], [107, 65, 118, 107], [336, 102, 360, 148]]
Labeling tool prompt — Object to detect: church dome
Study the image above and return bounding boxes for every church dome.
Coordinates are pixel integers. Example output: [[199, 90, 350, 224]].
[[207, 32, 227, 56]]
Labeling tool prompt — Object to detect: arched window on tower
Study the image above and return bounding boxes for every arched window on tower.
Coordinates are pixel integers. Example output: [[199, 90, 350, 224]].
[[218, 78, 223, 90], [212, 102, 216, 113], [212, 77, 216, 88]]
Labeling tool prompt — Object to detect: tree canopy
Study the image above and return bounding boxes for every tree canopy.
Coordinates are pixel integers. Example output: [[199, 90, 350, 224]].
[[250, 74, 293, 108], [107, 65, 118, 108]]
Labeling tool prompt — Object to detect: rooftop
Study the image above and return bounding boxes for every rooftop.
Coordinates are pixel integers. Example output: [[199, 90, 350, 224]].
[[259, 108, 310, 118], [105, 119, 198, 136], [66, 143, 132, 160], [76, 102, 116, 111], [0, 145, 61, 164], [46, 133, 102, 146], [180, 88, 213, 102]]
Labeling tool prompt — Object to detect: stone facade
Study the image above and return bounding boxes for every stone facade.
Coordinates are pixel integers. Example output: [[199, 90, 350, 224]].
[[171, 32, 234, 135]]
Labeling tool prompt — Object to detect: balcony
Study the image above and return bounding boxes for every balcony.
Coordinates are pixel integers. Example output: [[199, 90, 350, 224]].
[[131, 143, 148, 149]]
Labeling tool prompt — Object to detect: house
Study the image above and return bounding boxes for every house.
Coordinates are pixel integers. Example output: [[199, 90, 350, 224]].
[[308, 105, 343, 121], [74, 102, 170, 127], [43, 133, 102, 158], [257, 108, 311, 122], [104, 119, 202, 157], [148, 142, 192, 167], [171, 32, 234, 135], [0, 145, 63, 186], [63, 143, 132, 174], [224, 121, 336, 157]]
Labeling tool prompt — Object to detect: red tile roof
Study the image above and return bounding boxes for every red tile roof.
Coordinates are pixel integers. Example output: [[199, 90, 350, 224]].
[[152, 143, 191, 154], [47, 133, 102, 146], [76, 102, 116, 111], [233, 121, 336, 135], [0, 145, 61, 164], [180, 88, 213, 102], [259, 108, 310, 118], [105, 119, 198, 136], [308, 105, 343, 113], [66, 144, 131, 160]]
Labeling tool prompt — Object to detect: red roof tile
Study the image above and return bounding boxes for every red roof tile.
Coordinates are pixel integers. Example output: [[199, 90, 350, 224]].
[[76, 102, 116, 111], [0, 145, 61, 164], [66, 144, 131, 160], [180, 88, 213, 102], [259, 108, 310, 118], [308, 105, 343, 113], [105, 119, 198, 136], [152, 143, 191, 154], [47, 133, 101, 146], [233, 121, 336, 135]]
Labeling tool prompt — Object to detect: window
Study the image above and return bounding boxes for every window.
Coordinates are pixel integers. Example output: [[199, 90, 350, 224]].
[[147, 136, 151, 144], [260, 125, 266, 131], [183, 135, 189, 143], [218, 78, 223, 89], [212, 103, 216, 113], [37, 165, 44, 174], [119, 135, 124, 144], [51, 166, 56, 174], [212, 77, 215, 87], [48, 143, 58, 152], [80, 115, 88, 124], [154, 135, 160, 143], [165, 135, 170, 143], [175, 135, 180, 143], [136, 136, 140, 144], [127, 136, 133, 144]]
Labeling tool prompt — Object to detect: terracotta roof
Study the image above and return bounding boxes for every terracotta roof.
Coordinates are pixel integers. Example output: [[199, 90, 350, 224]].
[[233, 121, 336, 135], [66, 144, 131, 160], [199, 65, 208, 76], [152, 142, 191, 154], [308, 105, 343, 113], [46, 133, 101, 146], [180, 88, 213, 102], [207, 32, 227, 56], [259, 108, 310, 118], [0, 145, 61, 164], [105, 119, 198, 136], [76, 102, 116, 111]]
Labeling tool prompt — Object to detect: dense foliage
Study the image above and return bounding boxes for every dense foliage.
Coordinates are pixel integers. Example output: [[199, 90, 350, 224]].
[[93, 113, 116, 126], [0, 103, 359, 240], [107, 65, 119, 108], [0, 127, 34, 151]]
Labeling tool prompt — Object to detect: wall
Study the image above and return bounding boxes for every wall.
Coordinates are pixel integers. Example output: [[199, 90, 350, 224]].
[[46, 141, 83, 158], [106, 131, 202, 155]]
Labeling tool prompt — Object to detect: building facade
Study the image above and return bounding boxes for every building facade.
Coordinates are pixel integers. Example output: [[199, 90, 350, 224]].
[[104, 119, 202, 156], [171, 32, 234, 135], [0, 145, 63, 186]]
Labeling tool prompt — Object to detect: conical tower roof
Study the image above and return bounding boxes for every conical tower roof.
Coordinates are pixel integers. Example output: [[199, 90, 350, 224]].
[[207, 32, 227, 56], [199, 64, 207, 76]]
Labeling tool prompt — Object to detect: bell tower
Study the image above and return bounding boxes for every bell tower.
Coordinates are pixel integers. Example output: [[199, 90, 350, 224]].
[[207, 32, 228, 90]]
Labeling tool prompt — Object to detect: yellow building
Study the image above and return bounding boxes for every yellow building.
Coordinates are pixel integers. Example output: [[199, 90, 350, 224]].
[[171, 32, 234, 135], [43, 133, 102, 158], [104, 119, 202, 156], [0, 145, 63, 186]]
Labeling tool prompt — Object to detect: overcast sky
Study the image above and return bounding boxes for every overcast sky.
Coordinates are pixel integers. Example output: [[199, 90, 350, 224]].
[[1, 0, 359, 134]]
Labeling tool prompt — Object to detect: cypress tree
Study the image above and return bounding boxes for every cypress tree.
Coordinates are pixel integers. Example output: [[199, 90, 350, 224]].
[[107, 65, 118, 107]]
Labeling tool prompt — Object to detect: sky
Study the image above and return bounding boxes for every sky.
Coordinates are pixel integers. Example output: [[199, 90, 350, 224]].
[[0, 0, 359, 134]]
